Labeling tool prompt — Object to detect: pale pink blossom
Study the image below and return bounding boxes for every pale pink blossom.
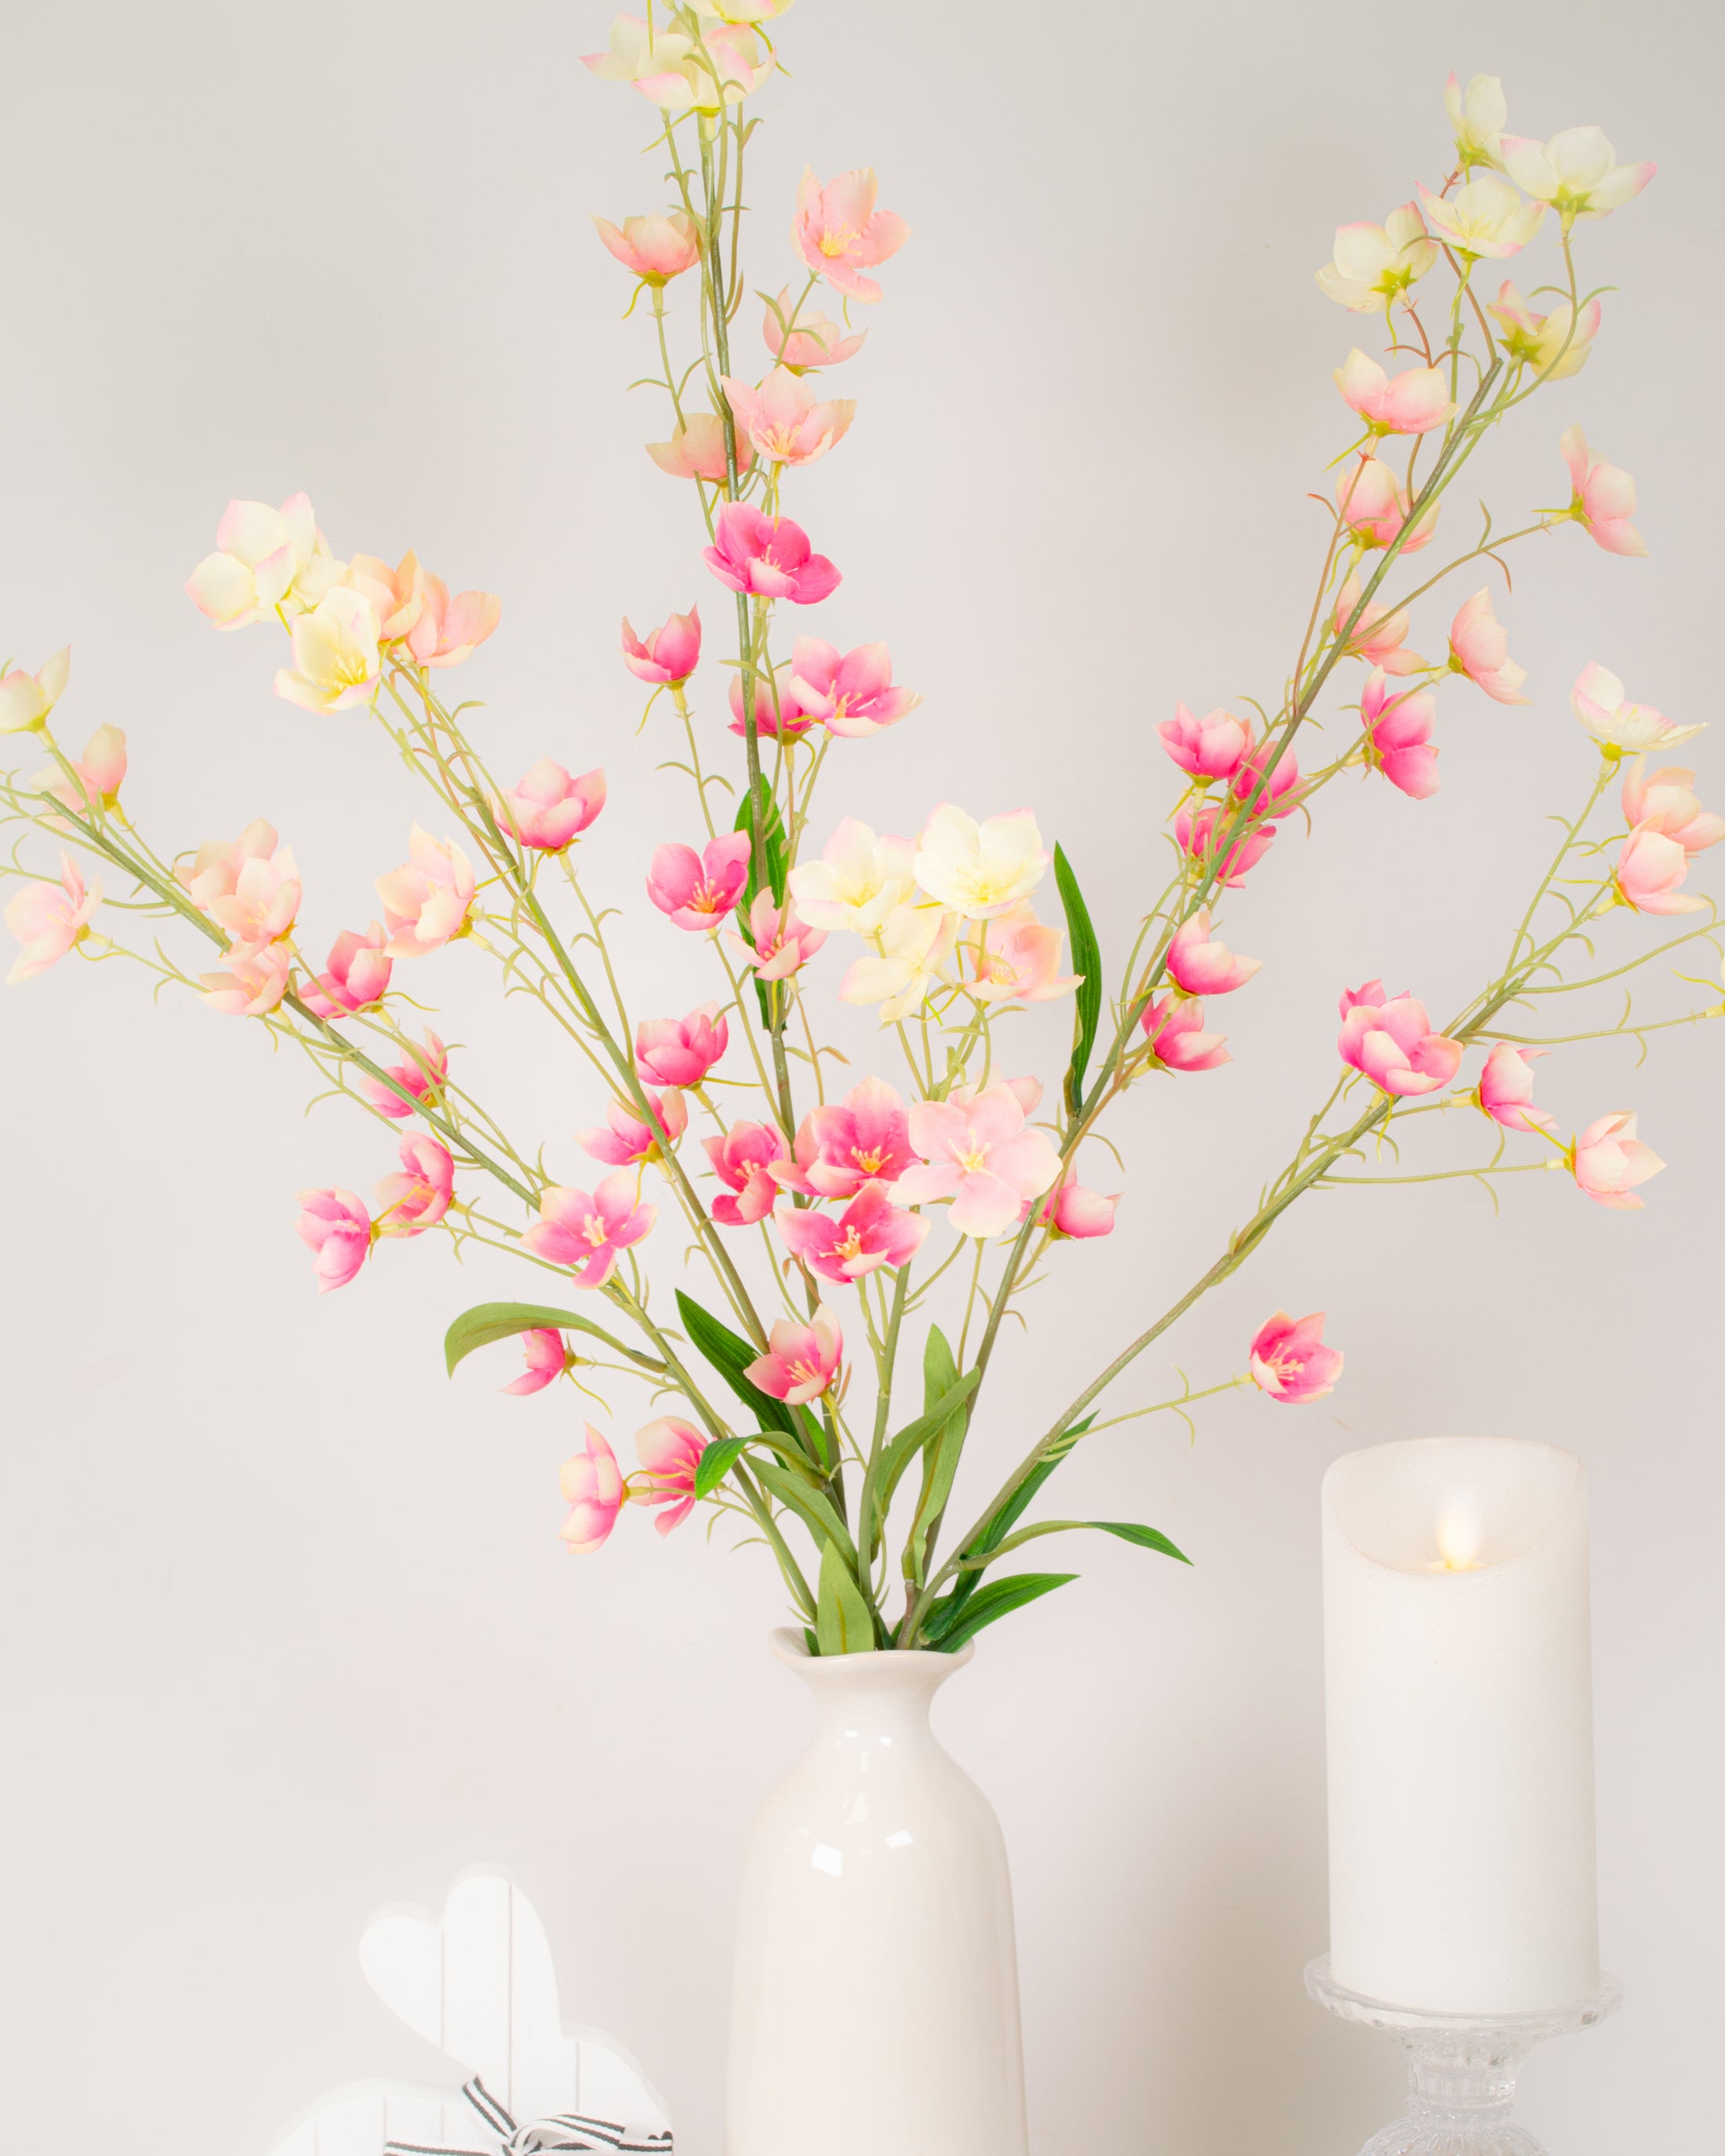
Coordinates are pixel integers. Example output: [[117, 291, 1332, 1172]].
[[1173, 803, 1273, 887], [622, 606, 701, 685], [1570, 662, 1701, 754], [303, 923, 394, 1018], [763, 286, 866, 368], [1033, 1171, 1119, 1240], [558, 1426, 625, 1554], [581, 15, 765, 112], [1360, 669, 1440, 799], [1333, 575, 1427, 676], [1498, 128, 1654, 228], [775, 1182, 929, 1282], [635, 1003, 729, 1088], [525, 1171, 656, 1287], [37, 724, 129, 816], [576, 1087, 688, 1165], [771, 1075, 915, 1200], [295, 1187, 372, 1293], [646, 830, 751, 931], [914, 804, 1048, 919], [646, 413, 754, 481], [838, 901, 957, 1023], [198, 944, 292, 1016], [1447, 590, 1530, 705], [732, 889, 826, 980], [1140, 993, 1229, 1073], [360, 1029, 449, 1120], [1486, 283, 1601, 381], [787, 638, 920, 738], [721, 368, 855, 466], [958, 901, 1079, 1004], [1157, 703, 1251, 782], [0, 646, 71, 733], [343, 551, 498, 667], [495, 760, 606, 851], [5, 852, 100, 985], [1569, 1112, 1664, 1210], [372, 1134, 456, 1238], [376, 827, 477, 958], [703, 1120, 787, 1226], [1416, 173, 1545, 260], [1316, 204, 1438, 312], [505, 1329, 574, 1396], [1474, 1043, 1556, 1136], [187, 493, 341, 629], [273, 588, 383, 714], [1620, 762, 1725, 855], [703, 502, 840, 604], [1335, 350, 1454, 435], [1445, 72, 1507, 173], [791, 166, 908, 303], [787, 817, 915, 932], [744, 1305, 844, 1403], [176, 819, 280, 912], [1249, 1311, 1343, 1403], [897, 1083, 1062, 1236], [593, 210, 701, 282], [729, 662, 816, 739], [1338, 981, 1462, 1096], [1231, 735, 1302, 819], [1337, 457, 1439, 553], [1614, 822, 1705, 915], [630, 1417, 709, 1535], [1167, 908, 1261, 996], [1559, 426, 1647, 557], [206, 844, 300, 957]]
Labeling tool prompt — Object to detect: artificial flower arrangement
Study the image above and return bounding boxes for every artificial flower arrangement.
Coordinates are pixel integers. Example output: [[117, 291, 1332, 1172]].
[[4, 25, 1717, 1657]]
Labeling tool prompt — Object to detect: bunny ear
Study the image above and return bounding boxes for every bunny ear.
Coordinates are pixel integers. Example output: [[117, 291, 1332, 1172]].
[[270, 2080, 500, 2156]]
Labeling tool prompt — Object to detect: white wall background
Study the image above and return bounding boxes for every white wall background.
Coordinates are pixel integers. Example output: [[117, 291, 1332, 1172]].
[[2, 2, 1720, 2150]]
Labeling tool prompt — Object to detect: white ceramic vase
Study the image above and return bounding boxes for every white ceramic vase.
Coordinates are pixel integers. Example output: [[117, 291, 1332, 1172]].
[[725, 1628, 1028, 2156]]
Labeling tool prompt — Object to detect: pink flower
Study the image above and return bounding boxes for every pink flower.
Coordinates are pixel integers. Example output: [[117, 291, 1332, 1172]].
[[635, 1003, 728, 1088], [295, 1187, 372, 1293], [1167, 909, 1261, 996], [1335, 350, 1454, 435], [1034, 1171, 1120, 1240], [360, 1029, 450, 1120], [791, 166, 909, 303], [703, 502, 840, 604], [592, 210, 701, 282], [1334, 574, 1427, 677], [1338, 981, 1462, 1097], [721, 368, 855, 466], [1249, 1311, 1343, 1403], [1336, 457, 1439, 553], [524, 1171, 656, 1287], [1559, 426, 1646, 557], [646, 830, 751, 931], [772, 1076, 916, 1199], [495, 760, 606, 851], [1447, 589, 1530, 705], [346, 553, 500, 670], [559, 1427, 625, 1555], [744, 1305, 845, 1403], [302, 923, 394, 1018], [1231, 735, 1302, 819], [576, 1087, 688, 1165], [5, 852, 100, 985], [198, 944, 292, 1016], [775, 1182, 930, 1283], [1613, 822, 1705, 916], [1174, 803, 1274, 887], [631, 1417, 709, 1535], [703, 1120, 787, 1226], [622, 606, 701, 685], [646, 413, 754, 481], [37, 724, 129, 816], [1360, 668, 1440, 799], [176, 819, 281, 912], [1157, 702, 1251, 782], [505, 1328, 574, 1396], [763, 286, 866, 368], [958, 901, 1079, 1004], [732, 889, 827, 980], [376, 827, 476, 958], [1474, 1043, 1556, 1135], [1620, 762, 1725, 855], [729, 662, 816, 739], [372, 1134, 455, 1238], [1569, 1112, 1664, 1210], [787, 638, 920, 738], [897, 1083, 1062, 1236], [1140, 992, 1229, 1073], [206, 844, 301, 957]]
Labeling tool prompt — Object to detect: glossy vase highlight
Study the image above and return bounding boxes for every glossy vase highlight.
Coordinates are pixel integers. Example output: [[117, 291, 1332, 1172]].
[[725, 1628, 1028, 2156]]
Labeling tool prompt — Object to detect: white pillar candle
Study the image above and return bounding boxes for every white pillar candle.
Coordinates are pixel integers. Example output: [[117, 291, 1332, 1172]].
[[1321, 1436, 1599, 2014]]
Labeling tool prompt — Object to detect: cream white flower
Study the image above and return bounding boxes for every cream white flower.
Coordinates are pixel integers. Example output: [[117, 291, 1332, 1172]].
[[1415, 174, 1545, 261], [1571, 663, 1704, 756], [787, 816, 916, 934], [1498, 128, 1654, 227], [913, 804, 1049, 921], [1316, 204, 1437, 312], [1485, 284, 1601, 381], [273, 588, 382, 714], [186, 492, 343, 630], [0, 646, 70, 733], [839, 902, 958, 1024], [1444, 72, 1507, 172], [582, 13, 768, 111]]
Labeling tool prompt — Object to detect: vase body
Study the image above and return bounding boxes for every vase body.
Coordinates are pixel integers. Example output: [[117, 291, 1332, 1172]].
[[725, 1628, 1028, 2156]]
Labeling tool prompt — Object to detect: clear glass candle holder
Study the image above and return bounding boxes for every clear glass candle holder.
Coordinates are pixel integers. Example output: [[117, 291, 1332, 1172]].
[[1304, 1956, 1622, 2155]]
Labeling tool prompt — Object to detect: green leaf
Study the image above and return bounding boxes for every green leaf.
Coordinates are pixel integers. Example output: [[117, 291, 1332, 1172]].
[[753, 1455, 861, 1570], [873, 1367, 982, 1530], [674, 1289, 796, 1436], [903, 1325, 968, 1588], [1054, 843, 1102, 1120], [733, 772, 787, 906], [1091, 1520, 1192, 1564], [929, 1572, 1077, 1653], [443, 1301, 663, 1379], [926, 1414, 1096, 1638], [694, 1436, 752, 1500], [815, 1539, 878, 1655]]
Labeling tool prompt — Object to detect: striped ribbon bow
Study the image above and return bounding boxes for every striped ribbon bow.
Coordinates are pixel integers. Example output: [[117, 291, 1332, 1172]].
[[384, 2077, 674, 2156]]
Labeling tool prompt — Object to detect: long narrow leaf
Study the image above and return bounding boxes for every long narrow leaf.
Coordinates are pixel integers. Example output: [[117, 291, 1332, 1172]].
[[927, 1414, 1097, 1637], [930, 1572, 1077, 1653], [674, 1289, 796, 1436], [1054, 843, 1102, 1120], [444, 1301, 663, 1378], [972, 1517, 1193, 1567], [734, 774, 787, 906], [903, 1325, 968, 1588], [693, 1436, 752, 1500], [753, 1455, 860, 1570], [815, 1540, 878, 1655], [871, 1368, 981, 1538]]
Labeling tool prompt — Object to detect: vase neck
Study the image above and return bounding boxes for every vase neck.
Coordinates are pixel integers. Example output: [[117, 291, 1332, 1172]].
[[770, 1628, 968, 1745]]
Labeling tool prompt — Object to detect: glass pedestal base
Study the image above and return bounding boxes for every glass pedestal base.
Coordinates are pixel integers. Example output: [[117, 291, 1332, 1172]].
[[1304, 1957, 1622, 2156]]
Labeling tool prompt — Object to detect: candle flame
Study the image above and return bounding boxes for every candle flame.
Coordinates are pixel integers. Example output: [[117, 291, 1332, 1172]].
[[1433, 1501, 1486, 1572]]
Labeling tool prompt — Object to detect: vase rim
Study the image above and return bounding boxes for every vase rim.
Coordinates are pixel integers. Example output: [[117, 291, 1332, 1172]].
[[768, 1624, 975, 1675]]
